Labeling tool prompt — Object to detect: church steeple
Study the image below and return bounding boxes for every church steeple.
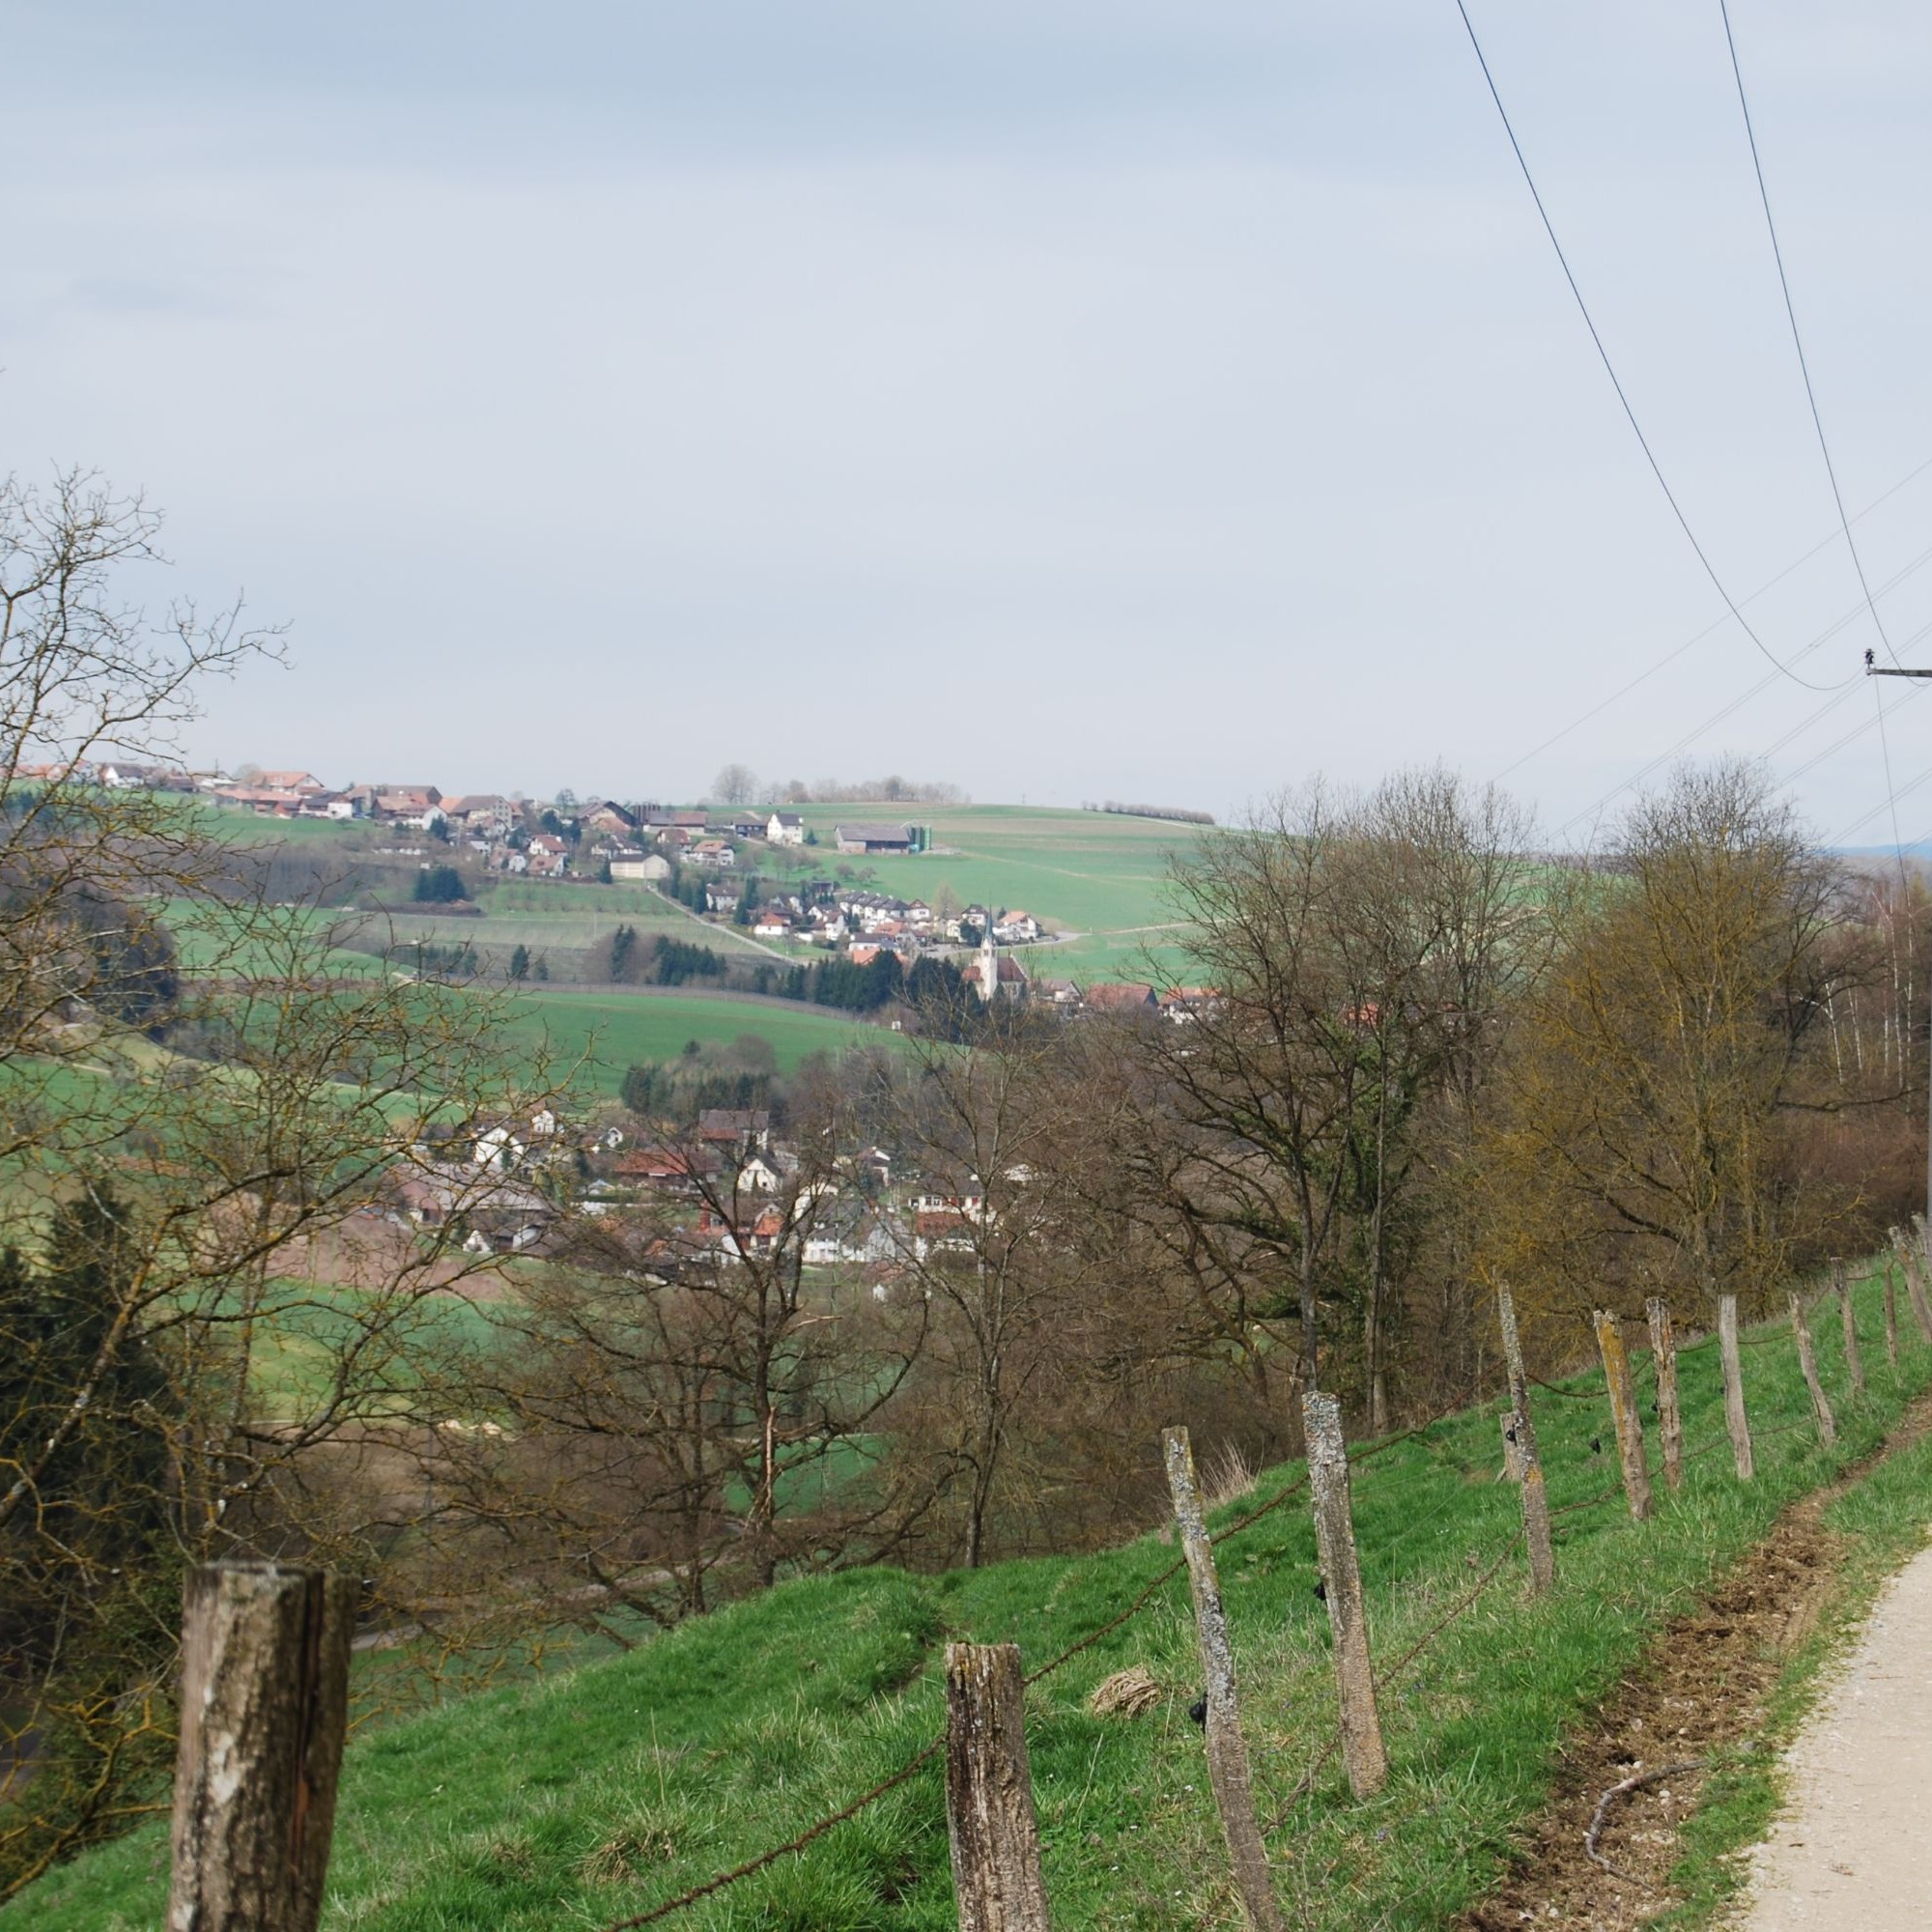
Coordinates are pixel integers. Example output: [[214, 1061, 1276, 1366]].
[[977, 914, 998, 1005]]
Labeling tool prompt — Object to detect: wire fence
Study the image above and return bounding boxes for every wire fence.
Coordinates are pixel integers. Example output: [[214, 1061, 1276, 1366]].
[[593, 1291, 1892, 1932], [583, 1386, 1635, 1931]]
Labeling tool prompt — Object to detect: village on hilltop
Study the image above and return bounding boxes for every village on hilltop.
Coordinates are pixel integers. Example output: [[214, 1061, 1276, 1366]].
[[25, 760, 1212, 1021]]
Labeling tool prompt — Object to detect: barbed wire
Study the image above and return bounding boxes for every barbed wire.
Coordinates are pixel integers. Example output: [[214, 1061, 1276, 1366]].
[[596, 1738, 944, 1931], [588, 1335, 1861, 1930], [1264, 1527, 1526, 1833], [586, 1397, 1478, 1928]]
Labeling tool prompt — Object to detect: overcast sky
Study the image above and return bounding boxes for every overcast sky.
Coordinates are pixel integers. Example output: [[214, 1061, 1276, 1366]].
[[10, 2, 1932, 842]]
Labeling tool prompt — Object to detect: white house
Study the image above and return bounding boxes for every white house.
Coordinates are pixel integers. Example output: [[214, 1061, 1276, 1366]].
[[473, 1124, 526, 1171], [767, 810, 806, 846], [609, 850, 671, 883]]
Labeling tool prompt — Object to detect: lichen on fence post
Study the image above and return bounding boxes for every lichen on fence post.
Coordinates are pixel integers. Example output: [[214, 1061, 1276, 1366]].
[[1789, 1292, 1837, 1448], [1883, 1252, 1900, 1369], [1895, 1224, 1932, 1345], [1718, 1293, 1755, 1481], [1499, 1411, 1524, 1482], [944, 1643, 1051, 1932], [1496, 1288, 1554, 1593], [1162, 1427, 1283, 1932], [1645, 1297, 1683, 1492], [166, 1563, 354, 1932], [1593, 1310, 1653, 1521], [1832, 1257, 1864, 1397], [1301, 1391, 1388, 1799]]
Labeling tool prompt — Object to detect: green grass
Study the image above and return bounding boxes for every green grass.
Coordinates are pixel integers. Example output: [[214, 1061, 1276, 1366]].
[[14, 1262, 1928, 1931], [787, 804, 1201, 942], [1655, 1403, 1932, 1928], [484, 882, 690, 918], [499, 988, 883, 1094], [241, 1280, 510, 1414]]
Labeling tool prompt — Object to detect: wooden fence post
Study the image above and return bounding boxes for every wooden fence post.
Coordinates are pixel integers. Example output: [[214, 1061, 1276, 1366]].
[[1301, 1391, 1388, 1799], [1645, 1297, 1683, 1492], [1832, 1257, 1865, 1397], [1718, 1293, 1754, 1481], [944, 1643, 1051, 1932], [1884, 1253, 1900, 1370], [1593, 1310, 1653, 1521], [166, 1563, 354, 1932], [1496, 1289, 1555, 1594], [1162, 1428, 1283, 1932], [1789, 1293, 1837, 1448], [1895, 1226, 1932, 1345], [1499, 1411, 1525, 1482]]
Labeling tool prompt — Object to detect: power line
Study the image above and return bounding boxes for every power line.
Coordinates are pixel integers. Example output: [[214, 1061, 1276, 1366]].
[[1553, 542, 1932, 839], [1492, 451, 1932, 785], [1829, 728, 1932, 845], [1779, 626, 1932, 783], [1718, 0, 1898, 667], [1450, 0, 1852, 695], [1870, 679, 1914, 892]]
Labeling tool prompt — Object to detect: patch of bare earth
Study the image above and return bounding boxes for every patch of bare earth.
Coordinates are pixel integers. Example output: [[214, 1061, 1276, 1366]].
[[1460, 1393, 1932, 1931]]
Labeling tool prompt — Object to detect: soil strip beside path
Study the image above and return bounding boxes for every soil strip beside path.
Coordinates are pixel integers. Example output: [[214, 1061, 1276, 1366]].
[[1460, 1392, 1932, 1931]]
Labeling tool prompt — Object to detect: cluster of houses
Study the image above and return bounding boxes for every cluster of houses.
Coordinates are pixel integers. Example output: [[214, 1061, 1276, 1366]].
[[64, 759, 1212, 1025], [389, 1104, 1013, 1273], [188, 772, 945, 887], [725, 884, 1042, 957]]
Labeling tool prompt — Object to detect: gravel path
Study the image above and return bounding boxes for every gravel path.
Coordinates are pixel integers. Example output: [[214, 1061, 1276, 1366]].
[[1737, 1538, 1932, 1929]]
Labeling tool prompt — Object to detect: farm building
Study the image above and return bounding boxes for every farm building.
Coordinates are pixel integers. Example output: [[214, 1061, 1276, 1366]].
[[835, 821, 914, 854]]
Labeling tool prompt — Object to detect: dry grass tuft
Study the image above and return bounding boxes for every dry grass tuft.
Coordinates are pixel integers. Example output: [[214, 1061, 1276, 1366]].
[[1089, 1664, 1165, 1719]]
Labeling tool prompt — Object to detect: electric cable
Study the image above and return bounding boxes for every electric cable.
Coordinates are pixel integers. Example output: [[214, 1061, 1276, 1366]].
[[1829, 740, 1932, 847], [1451, 0, 1853, 694], [1553, 547, 1932, 840], [1719, 0, 1898, 665], [1492, 452, 1932, 786], [1780, 629, 1932, 784], [1865, 677, 1914, 894]]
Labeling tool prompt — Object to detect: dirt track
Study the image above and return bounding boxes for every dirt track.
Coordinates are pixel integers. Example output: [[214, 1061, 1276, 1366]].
[[1460, 1394, 1932, 1931]]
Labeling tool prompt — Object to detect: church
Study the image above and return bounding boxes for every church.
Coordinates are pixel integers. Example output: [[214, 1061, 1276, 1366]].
[[960, 924, 1030, 1004]]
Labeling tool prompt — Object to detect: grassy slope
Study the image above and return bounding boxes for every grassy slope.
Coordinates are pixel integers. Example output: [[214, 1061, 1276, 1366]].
[[15, 1265, 1928, 1932], [788, 804, 1193, 934], [501, 988, 880, 1094]]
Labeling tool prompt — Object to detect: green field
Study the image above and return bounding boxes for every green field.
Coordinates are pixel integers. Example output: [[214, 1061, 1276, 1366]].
[[500, 988, 882, 1094], [180, 802, 1217, 989], [782, 803, 1209, 982], [14, 1261, 1925, 1932], [786, 804, 1200, 933], [242, 1280, 509, 1413]]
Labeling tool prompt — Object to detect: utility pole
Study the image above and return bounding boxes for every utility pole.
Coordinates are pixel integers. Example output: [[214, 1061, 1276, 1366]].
[[1868, 660, 1932, 1221]]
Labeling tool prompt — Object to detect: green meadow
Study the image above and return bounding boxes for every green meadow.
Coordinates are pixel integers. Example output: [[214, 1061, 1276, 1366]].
[[500, 987, 883, 1095], [787, 803, 1201, 936], [14, 1262, 1924, 1932]]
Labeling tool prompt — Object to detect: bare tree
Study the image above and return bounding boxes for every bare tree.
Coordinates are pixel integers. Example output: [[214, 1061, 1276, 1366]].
[[0, 472, 570, 1890], [711, 763, 760, 808], [873, 1009, 1100, 1567], [458, 1077, 925, 1620]]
